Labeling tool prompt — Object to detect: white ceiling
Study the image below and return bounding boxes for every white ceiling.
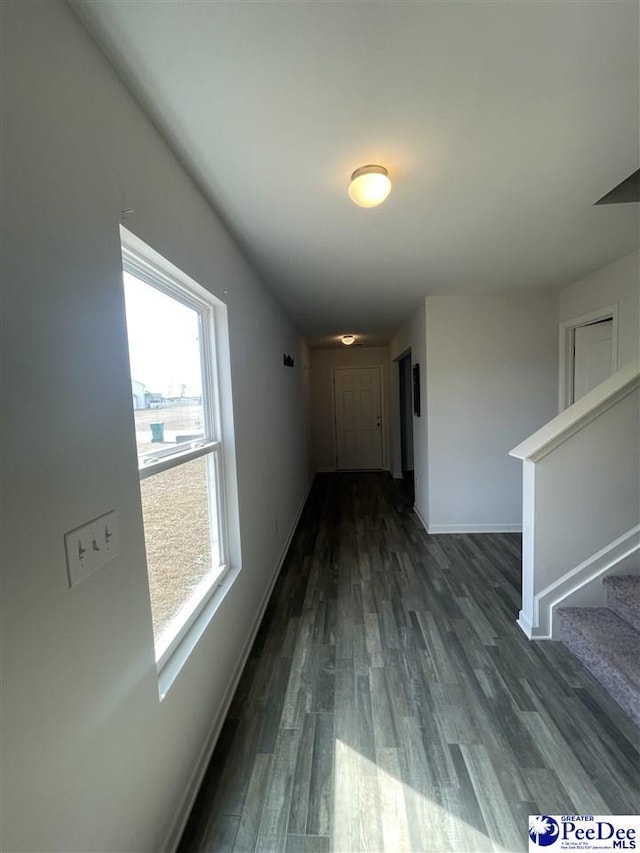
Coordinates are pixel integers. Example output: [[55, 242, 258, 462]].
[[72, 0, 639, 348]]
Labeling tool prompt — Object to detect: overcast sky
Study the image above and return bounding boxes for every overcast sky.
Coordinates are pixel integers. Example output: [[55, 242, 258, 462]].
[[123, 272, 202, 397]]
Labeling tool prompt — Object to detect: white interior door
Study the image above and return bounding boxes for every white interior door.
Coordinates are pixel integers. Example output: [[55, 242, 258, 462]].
[[334, 367, 383, 470], [573, 319, 614, 402]]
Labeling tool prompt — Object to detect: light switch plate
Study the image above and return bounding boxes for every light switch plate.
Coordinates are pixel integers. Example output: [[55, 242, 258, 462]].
[[64, 510, 120, 588]]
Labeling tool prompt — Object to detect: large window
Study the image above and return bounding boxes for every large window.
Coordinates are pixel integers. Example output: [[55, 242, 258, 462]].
[[120, 229, 231, 672]]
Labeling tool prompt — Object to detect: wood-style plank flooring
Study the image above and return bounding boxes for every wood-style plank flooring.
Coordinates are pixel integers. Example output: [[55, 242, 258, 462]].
[[179, 473, 639, 852]]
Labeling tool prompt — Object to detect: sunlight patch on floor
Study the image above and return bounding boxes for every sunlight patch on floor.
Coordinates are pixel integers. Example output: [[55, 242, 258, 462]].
[[333, 738, 512, 852]]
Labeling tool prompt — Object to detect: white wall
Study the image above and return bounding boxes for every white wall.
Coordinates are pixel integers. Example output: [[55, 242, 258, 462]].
[[309, 346, 390, 471], [425, 290, 558, 532], [535, 388, 640, 589], [390, 302, 428, 522], [300, 339, 314, 479], [559, 249, 640, 369], [1, 3, 310, 851]]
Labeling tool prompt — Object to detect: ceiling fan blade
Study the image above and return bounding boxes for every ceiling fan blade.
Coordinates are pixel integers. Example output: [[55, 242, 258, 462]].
[[595, 169, 640, 204]]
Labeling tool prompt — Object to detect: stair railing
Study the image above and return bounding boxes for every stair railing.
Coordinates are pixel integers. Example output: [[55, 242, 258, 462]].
[[510, 360, 640, 639]]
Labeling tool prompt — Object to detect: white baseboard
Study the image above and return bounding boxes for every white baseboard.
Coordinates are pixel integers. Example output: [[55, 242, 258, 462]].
[[413, 504, 429, 533], [427, 522, 522, 534], [517, 610, 534, 639], [529, 524, 640, 640], [162, 475, 315, 852], [411, 508, 520, 535]]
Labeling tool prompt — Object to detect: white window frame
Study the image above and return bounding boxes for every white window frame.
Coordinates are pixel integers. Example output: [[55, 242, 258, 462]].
[[120, 227, 237, 693]]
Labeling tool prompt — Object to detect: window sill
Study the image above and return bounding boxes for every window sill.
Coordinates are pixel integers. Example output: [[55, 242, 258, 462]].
[[157, 564, 241, 701]]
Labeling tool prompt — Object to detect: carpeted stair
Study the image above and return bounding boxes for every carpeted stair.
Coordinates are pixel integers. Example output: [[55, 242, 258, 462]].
[[558, 574, 640, 727]]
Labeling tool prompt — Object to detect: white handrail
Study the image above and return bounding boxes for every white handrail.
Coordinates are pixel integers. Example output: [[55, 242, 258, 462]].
[[510, 359, 640, 462]]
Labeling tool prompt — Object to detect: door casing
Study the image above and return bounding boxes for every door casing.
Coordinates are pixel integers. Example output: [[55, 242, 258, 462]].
[[558, 305, 619, 411]]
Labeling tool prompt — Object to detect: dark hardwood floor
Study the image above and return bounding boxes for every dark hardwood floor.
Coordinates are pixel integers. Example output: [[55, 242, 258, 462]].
[[179, 473, 639, 852]]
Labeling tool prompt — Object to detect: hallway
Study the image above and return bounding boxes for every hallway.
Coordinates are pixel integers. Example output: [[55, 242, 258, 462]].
[[179, 474, 639, 852]]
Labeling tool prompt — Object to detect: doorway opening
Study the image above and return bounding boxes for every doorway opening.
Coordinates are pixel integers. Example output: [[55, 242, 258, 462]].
[[559, 306, 618, 410], [398, 353, 415, 500]]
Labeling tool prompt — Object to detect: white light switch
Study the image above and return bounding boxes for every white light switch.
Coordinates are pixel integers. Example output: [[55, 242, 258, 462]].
[[64, 510, 120, 588]]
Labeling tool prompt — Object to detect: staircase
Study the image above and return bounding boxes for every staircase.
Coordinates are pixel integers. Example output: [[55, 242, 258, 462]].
[[558, 575, 640, 727]]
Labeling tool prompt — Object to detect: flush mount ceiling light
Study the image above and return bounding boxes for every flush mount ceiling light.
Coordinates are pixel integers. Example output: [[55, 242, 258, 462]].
[[341, 334, 356, 346], [348, 165, 391, 208]]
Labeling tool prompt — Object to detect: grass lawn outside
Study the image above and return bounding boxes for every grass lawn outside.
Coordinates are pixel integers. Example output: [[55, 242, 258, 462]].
[[135, 406, 219, 642]]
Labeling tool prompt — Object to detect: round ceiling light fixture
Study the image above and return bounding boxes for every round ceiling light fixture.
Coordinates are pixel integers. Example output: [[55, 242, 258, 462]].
[[341, 334, 356, 346], [348, 164, 391, 208]]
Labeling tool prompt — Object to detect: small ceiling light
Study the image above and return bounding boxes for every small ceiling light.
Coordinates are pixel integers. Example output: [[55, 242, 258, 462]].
[[341, 334, 356, 346], [348, 165, 391, 208]]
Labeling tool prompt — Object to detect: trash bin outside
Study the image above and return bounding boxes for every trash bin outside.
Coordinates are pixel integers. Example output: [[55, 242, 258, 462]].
[[150, 423, 165, 443]]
